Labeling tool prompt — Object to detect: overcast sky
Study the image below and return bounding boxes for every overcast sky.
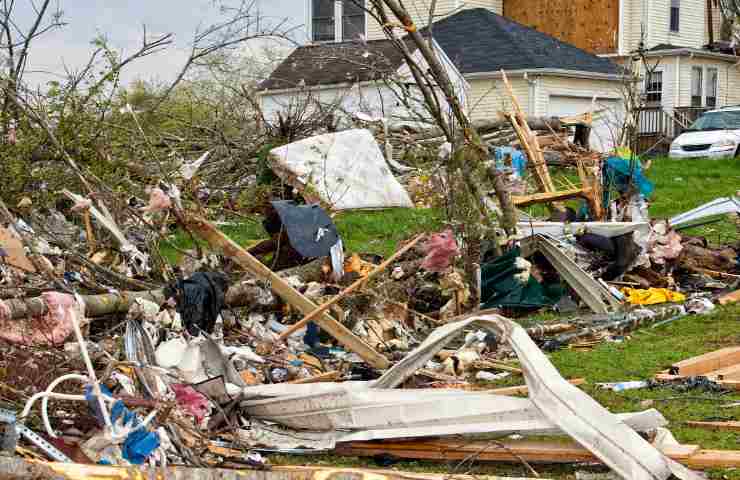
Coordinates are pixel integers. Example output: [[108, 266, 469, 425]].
[[17, 1, 307, 87]]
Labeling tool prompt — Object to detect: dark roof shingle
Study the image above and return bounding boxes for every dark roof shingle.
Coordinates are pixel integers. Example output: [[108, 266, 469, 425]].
[[260, 39, 405, 91], [261, 8, 620, 91], [425, 8, 619, 75]]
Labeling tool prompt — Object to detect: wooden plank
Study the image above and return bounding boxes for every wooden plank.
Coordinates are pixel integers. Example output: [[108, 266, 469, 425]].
[[288, 371, 342, 384], [185, 215, 390, 369], [503, 0, 619, 54], [277, 234, 425, 341], [335, 439, 706, 467], [684, 449, 740, 469], [718, 289, 740, 305], [705, 363, 740, 381], [0, 457, 543, 480], [670, 347, 740, 377], [512, 188, 590, 208], [488, 378, 585, 396], [686, 421, 740, 432]]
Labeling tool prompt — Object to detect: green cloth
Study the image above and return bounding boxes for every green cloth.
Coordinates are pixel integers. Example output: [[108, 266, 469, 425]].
[[481, 247, 563, 310]]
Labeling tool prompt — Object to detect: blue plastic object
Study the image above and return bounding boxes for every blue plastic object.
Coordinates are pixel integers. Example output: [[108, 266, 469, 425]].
[[603, 156, 655, 198], [493, 147, 527, 178], [85, 386, 160, 465]]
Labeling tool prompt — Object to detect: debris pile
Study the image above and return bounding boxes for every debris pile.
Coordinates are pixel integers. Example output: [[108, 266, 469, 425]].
[[2, 84, 740, 480]]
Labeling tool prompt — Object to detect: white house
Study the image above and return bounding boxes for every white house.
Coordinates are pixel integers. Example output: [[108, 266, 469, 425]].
[[260, 2, 628, 152]]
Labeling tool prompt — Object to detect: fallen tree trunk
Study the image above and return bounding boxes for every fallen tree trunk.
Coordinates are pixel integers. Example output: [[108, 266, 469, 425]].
[[3, 281, 270, 320]]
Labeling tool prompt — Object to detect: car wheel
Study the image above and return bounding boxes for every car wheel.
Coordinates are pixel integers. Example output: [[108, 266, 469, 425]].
[[736, 146, 740, 159]]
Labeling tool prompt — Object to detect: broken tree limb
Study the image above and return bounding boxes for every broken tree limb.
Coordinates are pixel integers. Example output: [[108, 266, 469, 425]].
[[277, 234, 426, 342], [3, 281, 269, 320], [184, 215, 390, 370]]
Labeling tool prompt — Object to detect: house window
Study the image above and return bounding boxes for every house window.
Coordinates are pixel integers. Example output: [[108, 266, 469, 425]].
[[706, 67, 718, 107], [691, 66, 703, 107], [645, 71, 663, 104], [312, 0, 336, 42], [311, 0, 365, 42], [670, 0, 680, 32], [342, 1, 365, 40]]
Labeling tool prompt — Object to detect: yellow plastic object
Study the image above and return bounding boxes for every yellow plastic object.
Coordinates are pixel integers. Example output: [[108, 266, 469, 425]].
[[621, 287, 687, 305]]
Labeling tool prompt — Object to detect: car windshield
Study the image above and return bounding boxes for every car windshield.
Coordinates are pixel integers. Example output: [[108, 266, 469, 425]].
[[688, 111, 740, 131]]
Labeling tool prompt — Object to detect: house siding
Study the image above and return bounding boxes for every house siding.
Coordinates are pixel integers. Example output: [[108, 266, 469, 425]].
[[366, 0, 461, 40], [366, 0, 502, 40], [642, 0, 706, 49], [462, 0, 502, 13], [467, 77, 530, 121], [677, 57, 740, 108], [533, 76, 624, 117]]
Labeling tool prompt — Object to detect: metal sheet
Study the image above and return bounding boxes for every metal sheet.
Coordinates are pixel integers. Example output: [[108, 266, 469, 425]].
[[517, 221, 650, 239], [534, 235, 620, 313], [669, 197, 740, 227]]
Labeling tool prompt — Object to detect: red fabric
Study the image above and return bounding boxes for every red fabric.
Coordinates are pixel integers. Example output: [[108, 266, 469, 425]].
[[171, 384, 209, 423], [0, 292, 81, 346], [421, 229, 460, 272]]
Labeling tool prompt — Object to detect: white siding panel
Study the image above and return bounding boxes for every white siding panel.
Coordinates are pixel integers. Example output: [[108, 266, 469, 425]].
[[260, 84, 404, 123], [366, 0, 461, 40], [624, 0, 705, 51], [461, 0, 502, 13], [468, 77, 530, 121]]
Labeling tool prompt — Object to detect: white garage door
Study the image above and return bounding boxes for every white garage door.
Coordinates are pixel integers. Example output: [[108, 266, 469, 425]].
[[547, 95, 624, 153]]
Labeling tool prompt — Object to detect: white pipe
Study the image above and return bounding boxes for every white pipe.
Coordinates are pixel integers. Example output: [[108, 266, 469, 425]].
[[41, 374, 89, 438], [70, 297, 112, 429], [21, 391, 87, 420]]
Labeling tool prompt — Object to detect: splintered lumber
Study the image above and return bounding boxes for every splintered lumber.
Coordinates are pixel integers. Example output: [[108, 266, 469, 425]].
[[685, 421, 740, 432], [705, 363, 740, 381], [718, 289, 740, 305], [669, 347, 740, 377], [277, 234, 426, 341], [500, 70, 556, 196], [488, 378, 585, 395], [335, 439, 716, 468], [511, 188, 592, 208], [288, 371, 342, 384], [185, 215, 390, 369], [0, 458, 539, 480]]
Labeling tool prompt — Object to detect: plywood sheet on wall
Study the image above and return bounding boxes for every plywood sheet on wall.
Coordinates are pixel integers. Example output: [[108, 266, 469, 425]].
[[503, 0, 619, 54]]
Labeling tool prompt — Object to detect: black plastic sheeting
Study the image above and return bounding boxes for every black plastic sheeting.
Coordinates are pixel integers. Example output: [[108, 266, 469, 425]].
[[271, 200, 339, 259], [165, 272, 229, 335]]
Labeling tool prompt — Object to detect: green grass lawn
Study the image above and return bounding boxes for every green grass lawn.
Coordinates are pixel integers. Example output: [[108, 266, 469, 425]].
[[166, 156, 740, 478]]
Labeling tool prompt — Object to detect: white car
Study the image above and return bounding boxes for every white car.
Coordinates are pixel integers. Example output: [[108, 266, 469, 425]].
[[669, 107, 740, 159]]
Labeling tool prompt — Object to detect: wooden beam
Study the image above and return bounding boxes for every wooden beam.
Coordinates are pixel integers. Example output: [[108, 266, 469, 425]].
[[335, 439, 711, 468], [277, 234, 425, 341], [511, 188, 590, 208], [185, 215, 390, 369], [0, 458, 540, 480], [718, 289, 740, 305], [669, 347, 740, 377], [705, 363, 740, 381], [686, 421, 740, 432], [488, 378, 585, 396]]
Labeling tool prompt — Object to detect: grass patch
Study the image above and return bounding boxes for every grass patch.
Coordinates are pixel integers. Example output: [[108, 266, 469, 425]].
[[160, 208, 445, 263]]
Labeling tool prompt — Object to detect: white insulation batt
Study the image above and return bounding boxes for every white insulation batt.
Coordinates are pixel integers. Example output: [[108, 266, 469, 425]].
[[269, 129, 414, 210]]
